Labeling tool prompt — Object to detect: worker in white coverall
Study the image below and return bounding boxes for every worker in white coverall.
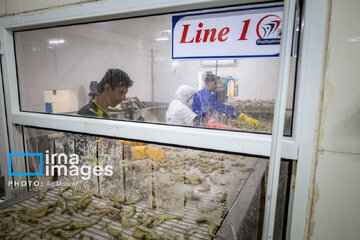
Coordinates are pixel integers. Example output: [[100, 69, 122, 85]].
[[166, 85, 200, 126]]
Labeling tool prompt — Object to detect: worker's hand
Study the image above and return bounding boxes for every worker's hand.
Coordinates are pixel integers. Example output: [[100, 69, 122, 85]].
[[238, 113, 260, 128]]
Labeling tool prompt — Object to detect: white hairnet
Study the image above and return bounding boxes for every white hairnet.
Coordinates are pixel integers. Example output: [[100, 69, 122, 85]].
[[175, 85, 196, 106]]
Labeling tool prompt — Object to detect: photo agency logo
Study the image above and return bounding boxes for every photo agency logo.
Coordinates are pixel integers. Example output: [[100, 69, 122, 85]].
[[8, 150, 43, 176], [8, 150, 113, 181]]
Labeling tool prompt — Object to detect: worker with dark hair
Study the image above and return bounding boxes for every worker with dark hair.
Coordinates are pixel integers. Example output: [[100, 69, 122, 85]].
[[191, 73, 259, 128], [78, 69, 133, 118]]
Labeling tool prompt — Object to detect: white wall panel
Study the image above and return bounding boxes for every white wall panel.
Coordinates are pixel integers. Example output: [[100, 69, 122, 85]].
[[153, 43, 295, 104], [319, 0, 360, 154], [0, 0, 6, 16], [15, 21, 153, 110], [310, 151, 360, 240], [5, 0, 85, 14], [309, 0, 360, 239]]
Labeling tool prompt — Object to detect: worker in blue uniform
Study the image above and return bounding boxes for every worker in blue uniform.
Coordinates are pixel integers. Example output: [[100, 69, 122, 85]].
[[191, 73, 259, 128]]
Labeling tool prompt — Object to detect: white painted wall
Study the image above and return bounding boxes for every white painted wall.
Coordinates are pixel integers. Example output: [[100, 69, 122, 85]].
[[152, 27, 296, 106], [14, 9, 297, 112], [309, 0, 360, 239], [0, 0, 6, 16], [15, 20, 153, 111], [0, 0, 95, 16]]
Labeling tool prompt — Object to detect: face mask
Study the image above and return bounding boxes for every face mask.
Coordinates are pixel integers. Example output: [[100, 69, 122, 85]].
[[187, 97, 194, 106]]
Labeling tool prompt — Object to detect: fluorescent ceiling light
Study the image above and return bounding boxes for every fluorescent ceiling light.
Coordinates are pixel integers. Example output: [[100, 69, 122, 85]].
[[160, 30, 171, 33], [349, 37, 360, 42], [49, 39, 65, 44], [156, 30, 171, 41], [156, 36, 169, 41]]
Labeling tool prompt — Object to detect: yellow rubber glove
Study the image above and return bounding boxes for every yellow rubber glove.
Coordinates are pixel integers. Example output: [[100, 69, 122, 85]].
[[145, 146, 166, 163], [132, 146, 147, 160], [117, 140, 143, 147], [132, 146, 166, 163], [238, 113, 260, 128]]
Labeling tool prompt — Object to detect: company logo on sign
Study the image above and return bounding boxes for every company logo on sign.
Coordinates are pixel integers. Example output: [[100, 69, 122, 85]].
[[172, 4, 286, 59], [256, 14, 282, 45]]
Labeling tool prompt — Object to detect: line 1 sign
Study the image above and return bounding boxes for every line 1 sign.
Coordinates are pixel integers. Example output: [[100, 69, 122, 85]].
[[172, 4, 284, 59]]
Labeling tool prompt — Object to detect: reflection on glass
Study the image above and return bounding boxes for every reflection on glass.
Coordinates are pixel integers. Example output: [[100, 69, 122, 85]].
[[15, 8, 297, 135], [21, 126, 292, 239], [98, 139, 124, 197]]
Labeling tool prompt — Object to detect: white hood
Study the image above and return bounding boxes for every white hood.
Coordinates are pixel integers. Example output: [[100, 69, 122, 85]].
[[175, 85, 196, 106]]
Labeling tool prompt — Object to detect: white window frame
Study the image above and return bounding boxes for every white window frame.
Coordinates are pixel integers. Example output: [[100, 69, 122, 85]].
[[1, 0, 297, 158], [0, 0, 330, 240]]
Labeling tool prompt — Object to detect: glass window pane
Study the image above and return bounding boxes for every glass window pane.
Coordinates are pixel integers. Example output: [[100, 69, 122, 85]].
[[0, 126, 293, 239], [15, 4, 299, 135]]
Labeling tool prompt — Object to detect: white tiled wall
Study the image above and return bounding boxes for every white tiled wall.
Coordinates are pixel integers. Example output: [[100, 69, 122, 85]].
[[311, 152, 360, 240], [317, 2, 360, 155], [310, 0, 360, 239]]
